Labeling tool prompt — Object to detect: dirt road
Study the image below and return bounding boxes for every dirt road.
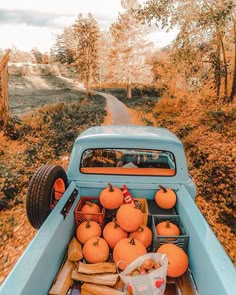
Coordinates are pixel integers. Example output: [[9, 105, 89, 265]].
[[97, 92, 133, 125], [60, 78, 140, 125]]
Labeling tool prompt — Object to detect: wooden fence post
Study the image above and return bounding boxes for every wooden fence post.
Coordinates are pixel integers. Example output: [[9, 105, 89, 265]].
[[0, 49, 11, 130]]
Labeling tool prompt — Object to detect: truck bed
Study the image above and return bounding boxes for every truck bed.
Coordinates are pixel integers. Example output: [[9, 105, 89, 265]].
[[50, 194, 198, 295]]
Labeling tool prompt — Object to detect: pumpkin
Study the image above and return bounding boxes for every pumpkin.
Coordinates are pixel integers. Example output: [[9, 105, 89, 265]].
[[99, 182, 124, 209], [129, 225, 153, 248], [113, 237, 147, 270], [103, 220, 128, 249], [76, 220, 101, 244], [80, 201, 101, 220], [157, 244, 188, 277], [155, 185, 176, 209], [116, 203, 143, 232], [155, 220, 180, 237], [83, 237, 109, 263]]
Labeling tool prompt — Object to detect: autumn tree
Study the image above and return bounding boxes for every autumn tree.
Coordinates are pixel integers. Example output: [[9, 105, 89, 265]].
[[72, 13, 100, 96], [139, 0, 236, 103], [229, 12, 236, 101], [9, 46, 36, 63], [108, 0, 154, 99], [0, 50, 11, 130], [51, 26, 74, 64], [97, 31, 113, 88], [31, 48, 43, 64]]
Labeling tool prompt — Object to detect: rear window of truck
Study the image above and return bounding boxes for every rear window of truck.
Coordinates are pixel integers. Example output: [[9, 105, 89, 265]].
[[80, 148, 176, 176]]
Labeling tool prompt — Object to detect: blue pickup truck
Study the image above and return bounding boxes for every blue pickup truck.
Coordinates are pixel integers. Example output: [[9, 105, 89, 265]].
[[0, 125, 235, 295]]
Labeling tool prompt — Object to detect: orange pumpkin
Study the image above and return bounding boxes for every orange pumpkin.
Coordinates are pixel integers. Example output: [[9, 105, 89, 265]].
[[99, 182, 124, 209], [157, 244, 188, 277], [113, 237, 147, 270], [129, 225, 153, 248], [83, 237, 109, 263], [103, 220, 128, 249], [155, 220, 180, 237], [80, 201, 101, 220], [155, 185, 176, 209], [116, 204, 143, 232], [76, 220, 101, 244]]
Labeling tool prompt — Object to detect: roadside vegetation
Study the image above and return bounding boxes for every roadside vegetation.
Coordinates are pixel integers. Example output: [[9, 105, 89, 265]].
[[0, 93, 106, 210]]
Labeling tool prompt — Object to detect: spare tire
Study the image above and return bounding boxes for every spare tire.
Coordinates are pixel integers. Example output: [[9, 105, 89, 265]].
[[26, 164, 68, 229]]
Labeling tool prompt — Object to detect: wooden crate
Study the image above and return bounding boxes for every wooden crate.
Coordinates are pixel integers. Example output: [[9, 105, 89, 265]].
[[134, 198, 148, 226]]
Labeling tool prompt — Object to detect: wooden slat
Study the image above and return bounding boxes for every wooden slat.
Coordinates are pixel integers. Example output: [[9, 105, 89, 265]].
[[68, 237, 83, 262], [77, 261, 117, 274], [164, 272, 195, 295], [71, 271, 119, 287], [176, 272, 195, 295], [81, 283, 125, 295], [49, 259, 74, 295], [164, 283, 178, 295]]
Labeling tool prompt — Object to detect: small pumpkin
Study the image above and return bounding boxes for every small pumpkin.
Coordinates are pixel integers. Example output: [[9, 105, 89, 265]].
[[83, 237, 109, 263], [157, 244, 188, 277], [155, 185, 176, 209], [155, 220, 180, 237], [80, 201, 101, 220], [113, 237, 147, 270], [76, 220, 101, 244], [99, 182, 124, 209], [103, 219, 128, 249], [129, 225, 153, 248], [116, 203, 143, 232]]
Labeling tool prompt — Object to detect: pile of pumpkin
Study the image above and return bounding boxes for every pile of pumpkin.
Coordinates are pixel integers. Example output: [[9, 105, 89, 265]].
[[76, 183, 189, 279]]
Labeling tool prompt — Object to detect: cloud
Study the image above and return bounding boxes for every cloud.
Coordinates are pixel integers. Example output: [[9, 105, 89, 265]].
[[0, 8, 119, 31], [0, 8, 118, 52], [0, 9, 69, 28]]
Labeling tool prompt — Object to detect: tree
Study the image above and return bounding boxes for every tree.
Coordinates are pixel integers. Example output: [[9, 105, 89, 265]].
[[72, 13, 100, 97], [9, 46, 36, 63], [97, 31, 113, 89], [0, 50, 11, 130], [138, 0, 236, 103], [230, 12, 236, 101], [108, 0, 154, 98], [31, 48, 43, 64], [50, 27, 74, 64]]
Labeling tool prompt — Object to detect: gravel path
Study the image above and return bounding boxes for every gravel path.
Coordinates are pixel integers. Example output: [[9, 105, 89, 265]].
[[96, 92, 133, 125], [58, 78, 134, 125]]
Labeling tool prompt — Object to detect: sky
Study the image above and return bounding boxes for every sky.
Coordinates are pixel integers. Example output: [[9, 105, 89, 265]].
[[0, 0, 179, 53]]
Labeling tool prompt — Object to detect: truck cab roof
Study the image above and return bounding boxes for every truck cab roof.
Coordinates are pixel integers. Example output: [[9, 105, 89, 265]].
[[75, 125, 182, 147]]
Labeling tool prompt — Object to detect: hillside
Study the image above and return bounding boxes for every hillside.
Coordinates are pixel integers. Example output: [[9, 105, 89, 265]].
[[0, 76, 235, 284]]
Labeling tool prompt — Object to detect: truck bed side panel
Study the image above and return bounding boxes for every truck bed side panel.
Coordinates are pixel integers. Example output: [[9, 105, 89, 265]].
[[0, 182, 79, 295]]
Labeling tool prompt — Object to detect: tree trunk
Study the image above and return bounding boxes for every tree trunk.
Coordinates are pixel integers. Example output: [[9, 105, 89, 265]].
[[127, 77, 132, 99], [230, 14, 236, 102], [215, 32, 221, 101], [218, 30, 228, 100], [0, 50, 11, 130], [86, 49, 90, 99]]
